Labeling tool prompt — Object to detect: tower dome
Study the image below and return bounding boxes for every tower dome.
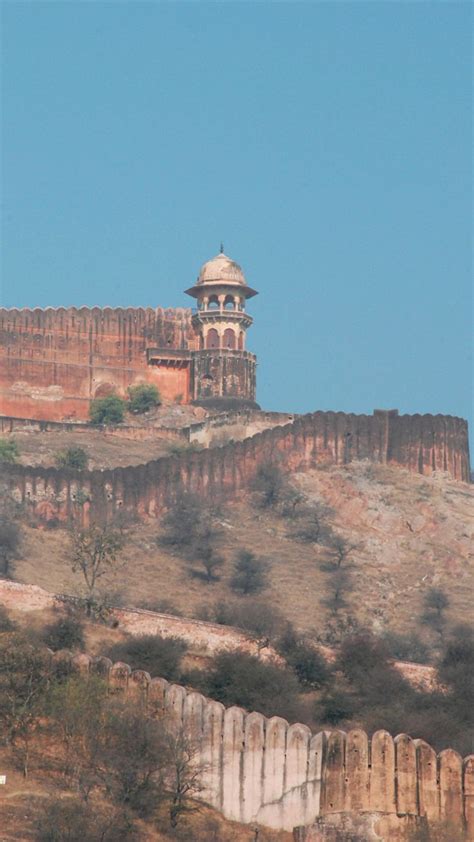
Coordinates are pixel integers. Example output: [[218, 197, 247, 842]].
[[197, 252, 246, 286]]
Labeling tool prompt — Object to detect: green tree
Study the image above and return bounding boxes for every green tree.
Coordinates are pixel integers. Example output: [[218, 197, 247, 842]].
[[194, 651, 302, 721], [90, 395, 126, 425], [42, 615, 85, 651], [230, 550, 268, 596], [277, 624, 329, 689], [128, 383, 161, 414], [55, 447, 88, 470], [0, 438, 19, 463], [105, 634, 187, 683]]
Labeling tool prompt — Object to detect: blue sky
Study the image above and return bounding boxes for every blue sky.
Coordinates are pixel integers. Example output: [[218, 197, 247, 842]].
[[1, 2, 472, 440]]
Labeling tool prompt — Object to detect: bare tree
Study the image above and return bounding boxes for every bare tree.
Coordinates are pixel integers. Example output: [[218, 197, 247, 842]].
[[165, 728, 207, 828], [70, 526, 123, 615], [0, 635, 50, 776]]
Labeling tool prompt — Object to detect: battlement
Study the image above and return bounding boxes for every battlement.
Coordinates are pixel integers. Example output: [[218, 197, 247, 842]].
[[2, 409, 469, 527], [47, 648, 474, 837]]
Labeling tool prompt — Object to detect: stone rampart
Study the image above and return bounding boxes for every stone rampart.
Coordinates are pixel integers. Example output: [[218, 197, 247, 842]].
[[0, 305, 196, 420], [50, 649, 473, 837], [2, 410, 469, 525]]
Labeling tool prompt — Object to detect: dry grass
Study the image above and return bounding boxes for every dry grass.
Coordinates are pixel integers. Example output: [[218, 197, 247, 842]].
[[11, 462, 474, 640]]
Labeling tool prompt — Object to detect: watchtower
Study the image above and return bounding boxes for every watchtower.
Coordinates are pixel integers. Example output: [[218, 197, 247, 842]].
[[185, 250, 259, 408]]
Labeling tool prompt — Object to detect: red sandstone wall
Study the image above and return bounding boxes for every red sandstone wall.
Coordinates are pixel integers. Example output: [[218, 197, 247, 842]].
[[2, 411, 469, 526], [0, 307, 198, 420]]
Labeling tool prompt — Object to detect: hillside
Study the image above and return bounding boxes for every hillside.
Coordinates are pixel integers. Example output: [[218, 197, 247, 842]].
[[11, 461, 473, 641]]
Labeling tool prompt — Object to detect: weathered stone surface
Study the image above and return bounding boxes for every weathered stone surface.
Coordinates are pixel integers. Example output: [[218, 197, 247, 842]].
[[369, 730, 396, 813], [222, 706, 245, 822], [242, 711, 265, 822], [464, 756, 474, 840], [200, 699, 224, 810], [345, 729, 369, 811], [321, 730, 346, 813], [415, 739, 439, 822], [439, 748, 463, 829], [262, 716, 287, 806], [395, 734, 418, 815]]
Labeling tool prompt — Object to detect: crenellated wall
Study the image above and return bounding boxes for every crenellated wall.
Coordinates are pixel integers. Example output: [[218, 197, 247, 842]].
[[2, 410, 469, 525], [0, 306, 198, 420], [46, 649, 474, 838]]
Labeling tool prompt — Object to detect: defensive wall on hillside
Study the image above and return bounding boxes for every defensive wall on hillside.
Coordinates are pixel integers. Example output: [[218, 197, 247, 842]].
[[0, 306, 198, 420], [46, 649, 474, 838], [1, 409, 470, 524]]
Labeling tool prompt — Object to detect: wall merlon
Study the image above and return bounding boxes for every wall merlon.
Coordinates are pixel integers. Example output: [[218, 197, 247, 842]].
[[44, 648, 472, 837]]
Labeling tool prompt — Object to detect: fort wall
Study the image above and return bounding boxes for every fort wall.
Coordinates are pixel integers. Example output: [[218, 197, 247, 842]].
[[48, 649, 474, 837], [0, 306, 197, 420], [2, 410, 470, 525]]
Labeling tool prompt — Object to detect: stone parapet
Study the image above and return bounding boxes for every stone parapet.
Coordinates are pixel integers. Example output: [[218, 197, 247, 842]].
[[42, 648, 473, 837]]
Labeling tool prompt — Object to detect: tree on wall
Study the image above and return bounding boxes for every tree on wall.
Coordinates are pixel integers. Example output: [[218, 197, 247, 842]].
[[69, 526, 124, 615]]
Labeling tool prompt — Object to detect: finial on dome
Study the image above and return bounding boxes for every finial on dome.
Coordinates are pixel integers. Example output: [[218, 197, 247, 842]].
[[219, 242, 224, 254]]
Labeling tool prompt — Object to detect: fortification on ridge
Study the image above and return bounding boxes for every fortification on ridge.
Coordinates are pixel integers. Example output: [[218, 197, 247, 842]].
[[0, 251, 470, 490], [0, 250, 259, 422]]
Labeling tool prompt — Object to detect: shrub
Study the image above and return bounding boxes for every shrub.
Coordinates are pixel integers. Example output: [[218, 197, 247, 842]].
[[193, 651, 303, 720], [0, 605, 15, 633], [202, 599, 285, 643], [0, 516, 21, 579], [230, 550, 268, 595], [105, 634, 188, 682], [55, 447, 88, 470], [42, 615, 85, 651], [137, 598, 183, 616], [0, 438, 19, 463], [251, 462, 285, 508], [277, 624, 329, 689], [35, 798, 136, 842], [90, 395, 126, 425], [159, 492, 218, 551], [381, 630, 431, 664], [128, 383, 161, 414], [421, 587, 450, 640], [189, 542, 225, 583]]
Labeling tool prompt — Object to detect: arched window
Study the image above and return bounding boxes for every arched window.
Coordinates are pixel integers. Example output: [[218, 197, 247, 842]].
[[238, 331, 244, 350], [224, 295, 235, 310], [207, 295, 219, 310], [223, 328, 236, 349], [206, 328, 219, 349]]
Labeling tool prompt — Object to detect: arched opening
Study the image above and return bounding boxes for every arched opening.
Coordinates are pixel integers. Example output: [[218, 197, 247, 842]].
[[223, 328, 236, 349], [94, 382, 116, 398], [224, 295, 236, 310], [238, 331, 244, 350], [207, 295, 219, 310], [206, 328, 220, 349]]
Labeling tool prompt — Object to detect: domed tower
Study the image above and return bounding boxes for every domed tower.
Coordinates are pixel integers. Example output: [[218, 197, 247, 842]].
[[185, 249, 259, 409]]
